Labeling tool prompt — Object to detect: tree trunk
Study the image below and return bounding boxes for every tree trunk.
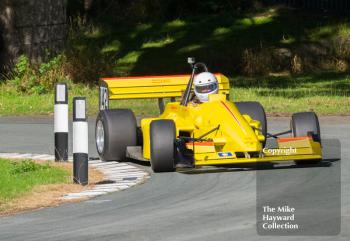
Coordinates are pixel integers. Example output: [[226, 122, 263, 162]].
[[0, 0, 66, 68], [0, 0, 17, 70]]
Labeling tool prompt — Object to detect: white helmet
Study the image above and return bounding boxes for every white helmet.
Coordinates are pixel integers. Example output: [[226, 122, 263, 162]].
[[193, 72, 219, 102]]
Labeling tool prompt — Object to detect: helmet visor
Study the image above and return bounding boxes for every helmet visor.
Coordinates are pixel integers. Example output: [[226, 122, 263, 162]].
[[195, 83, 218, 94]]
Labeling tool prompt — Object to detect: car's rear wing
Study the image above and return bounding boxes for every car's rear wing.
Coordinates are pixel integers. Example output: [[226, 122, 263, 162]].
[[99, 74, 230, 112]]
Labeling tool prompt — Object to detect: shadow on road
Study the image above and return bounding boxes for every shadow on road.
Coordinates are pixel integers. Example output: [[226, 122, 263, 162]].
[[178, 158, 340, 175], [124, 138, 341, 175]]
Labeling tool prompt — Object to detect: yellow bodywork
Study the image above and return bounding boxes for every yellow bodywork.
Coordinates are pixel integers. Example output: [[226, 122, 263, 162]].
[[100, 74, 322, 167], [101, 74, 230, 100]]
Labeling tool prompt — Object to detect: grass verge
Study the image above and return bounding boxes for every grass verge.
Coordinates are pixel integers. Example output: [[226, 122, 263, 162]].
[[0, 159, 104, 216], [1, 73, 349, 116]]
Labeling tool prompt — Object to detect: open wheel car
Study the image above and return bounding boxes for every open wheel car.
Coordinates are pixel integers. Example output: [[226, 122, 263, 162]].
[[95, 58, 322, 172]]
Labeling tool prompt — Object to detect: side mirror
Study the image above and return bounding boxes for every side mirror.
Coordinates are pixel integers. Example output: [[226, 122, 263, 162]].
[[187, 57, 195, 65]]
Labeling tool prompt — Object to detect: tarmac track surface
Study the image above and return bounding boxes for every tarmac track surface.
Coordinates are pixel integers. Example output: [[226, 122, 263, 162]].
[[0, 116, 349, 241]]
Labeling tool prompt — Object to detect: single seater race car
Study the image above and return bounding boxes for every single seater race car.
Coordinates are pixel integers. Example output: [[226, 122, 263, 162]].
[[95, 58, 322, 172]]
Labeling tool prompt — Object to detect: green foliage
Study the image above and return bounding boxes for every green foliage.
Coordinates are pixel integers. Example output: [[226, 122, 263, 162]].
[[8, 55, 70, 94], [11, 55, 31, 88], [60, 6, 350, 80], [1, 5, 349, 116], [14, 55, 29, 76], [66, 0, 258, 23], [3, 5, 349, 91]]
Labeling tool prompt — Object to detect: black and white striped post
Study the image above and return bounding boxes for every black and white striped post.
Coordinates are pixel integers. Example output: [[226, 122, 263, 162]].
[[73, 97, 88, 185], [54, 83, 68, 162]]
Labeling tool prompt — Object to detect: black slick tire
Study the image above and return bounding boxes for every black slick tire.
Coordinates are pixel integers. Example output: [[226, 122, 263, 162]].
[[95, 109, 137, 161], [291, 112, 321, 165], [150, 119, 176, 172]]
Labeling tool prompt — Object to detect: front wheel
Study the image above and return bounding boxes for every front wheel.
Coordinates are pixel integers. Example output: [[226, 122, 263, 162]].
[[150, 120, 176, 172], [291, 112, 321, 165]]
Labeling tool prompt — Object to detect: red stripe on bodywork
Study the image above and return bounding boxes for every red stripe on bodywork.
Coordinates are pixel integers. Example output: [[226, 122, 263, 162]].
[[186, 141, 214, 146], [278, 136, 311, 143], [221, 101, 246, 133]]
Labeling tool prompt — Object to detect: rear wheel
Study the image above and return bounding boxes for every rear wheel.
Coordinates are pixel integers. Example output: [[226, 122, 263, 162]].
[[291, 112, 321, 165], [95, 109, 137, 161], [235, 101, 267, 147], [150, 120, 176, 172]]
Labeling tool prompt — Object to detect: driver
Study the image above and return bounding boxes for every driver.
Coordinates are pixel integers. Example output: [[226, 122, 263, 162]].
[[192, 72, 219, 103]]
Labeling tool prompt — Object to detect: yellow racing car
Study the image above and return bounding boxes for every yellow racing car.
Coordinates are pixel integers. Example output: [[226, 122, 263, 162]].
[[95, 58, 322, 172]]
